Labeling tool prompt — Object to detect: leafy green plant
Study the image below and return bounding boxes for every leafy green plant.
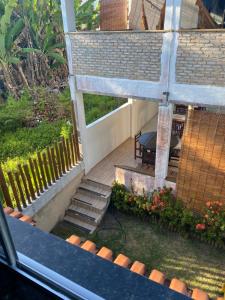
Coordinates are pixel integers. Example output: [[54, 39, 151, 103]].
[[111, 182, 225, 246], [198, 201, 225, 245], [60, 121, 73, 139], [0, 0, 24, 98], [0, 94, 33, 133], [83, 93, 127, 125], [75, 0, 99, 30], [0, 120, 68, 165]]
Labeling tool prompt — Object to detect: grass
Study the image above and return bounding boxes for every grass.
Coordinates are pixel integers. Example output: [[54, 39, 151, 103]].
[[83, 93, 127, 125], [52, 209, 225, 299], [0, 89, 125, 173]]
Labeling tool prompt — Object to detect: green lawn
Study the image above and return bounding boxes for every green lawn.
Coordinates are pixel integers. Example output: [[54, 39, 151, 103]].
[[52, 209, 225, 299]]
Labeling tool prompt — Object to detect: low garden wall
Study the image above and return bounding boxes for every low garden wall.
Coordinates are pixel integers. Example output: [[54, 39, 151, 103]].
[[115, 166, 176, 194], [23, 163, 84, 232]]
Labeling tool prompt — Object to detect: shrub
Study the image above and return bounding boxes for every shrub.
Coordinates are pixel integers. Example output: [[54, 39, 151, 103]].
[[111, 182, 225, 246], [0, 94, 33, 134], [32, 87, 72, 124], [200, 201, 225, 244], [83, 93, 127, 125], [0, 120, 68, 166]]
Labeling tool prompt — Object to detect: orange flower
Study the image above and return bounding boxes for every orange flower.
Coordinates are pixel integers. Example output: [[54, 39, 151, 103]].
[[196, 223, 206, 231], [206, 201, 211, 207]]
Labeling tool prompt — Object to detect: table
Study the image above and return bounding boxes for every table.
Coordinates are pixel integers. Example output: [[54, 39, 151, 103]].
[[138, 131, 179, 151], [173, 113, 186, 122]]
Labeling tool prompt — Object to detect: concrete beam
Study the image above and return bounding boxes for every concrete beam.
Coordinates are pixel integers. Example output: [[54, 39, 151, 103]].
[[76, 75, 163, 101], [170, 83, 225, 107], [155, 103, 173, 188]]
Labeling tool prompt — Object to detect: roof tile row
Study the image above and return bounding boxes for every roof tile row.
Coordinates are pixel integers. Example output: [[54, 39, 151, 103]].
[[66, 234, 223, 300]]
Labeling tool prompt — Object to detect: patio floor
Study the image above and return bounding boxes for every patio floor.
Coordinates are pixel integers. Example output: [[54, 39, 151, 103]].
[[86, 115, 179, 186]]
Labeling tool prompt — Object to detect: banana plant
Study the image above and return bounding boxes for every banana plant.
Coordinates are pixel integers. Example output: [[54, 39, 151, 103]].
[[75, 0, 99, 30], [0, 0, 24, 98], [21, 0, 66, 86]]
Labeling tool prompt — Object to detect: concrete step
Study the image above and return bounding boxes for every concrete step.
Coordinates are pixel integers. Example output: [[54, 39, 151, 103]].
[[66, 204, 101, 226], [63, 178, 112, 233], [72, 191, 107, 210], [64, 215, 97, 233], [80, 179, 111, 198], [77, 187, 109, 202], [82, 178, 111, 192]]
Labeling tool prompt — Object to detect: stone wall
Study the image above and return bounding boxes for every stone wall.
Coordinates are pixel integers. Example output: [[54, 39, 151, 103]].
[[71, 32, 163, 81], [176, 31, 225, 86]]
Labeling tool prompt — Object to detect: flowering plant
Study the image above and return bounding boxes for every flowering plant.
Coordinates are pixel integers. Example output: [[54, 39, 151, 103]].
[[201, 201, 225, 243], [111, 182, 225, 246]]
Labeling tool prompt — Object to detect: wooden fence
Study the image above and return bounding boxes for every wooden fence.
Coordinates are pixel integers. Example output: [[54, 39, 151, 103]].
[[0, 132, 80, 211]]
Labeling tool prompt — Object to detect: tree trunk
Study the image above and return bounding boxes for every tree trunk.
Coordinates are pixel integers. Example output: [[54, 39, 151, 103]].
[[17, 64, 30, 89], [2, 64, 19, 99]]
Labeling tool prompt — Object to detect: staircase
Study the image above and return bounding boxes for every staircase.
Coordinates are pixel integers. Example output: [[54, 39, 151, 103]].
[[64, 179, 111, 233]]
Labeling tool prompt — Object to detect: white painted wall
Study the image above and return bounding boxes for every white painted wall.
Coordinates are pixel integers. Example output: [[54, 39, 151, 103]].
[[85, 100, 159, 173], [131, 100, 158, 137], [85, 103, 131, 172]]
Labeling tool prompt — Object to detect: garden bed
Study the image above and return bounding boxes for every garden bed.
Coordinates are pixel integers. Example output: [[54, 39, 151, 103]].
[[111, 183, 225, 249]]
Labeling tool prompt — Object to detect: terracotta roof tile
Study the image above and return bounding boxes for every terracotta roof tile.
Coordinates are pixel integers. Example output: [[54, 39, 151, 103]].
[[114, 254, 131, 268], [130, 261, 146, 275], [4, 207, 14, 215], [97, 247, 113, 261], [169, 278, 187, 295], [149, 269, 165, 285], [192, 288, 209, 300], [66, 235, 81, 246], [81, 240, 96, 254], [10, 211, 23, 219]]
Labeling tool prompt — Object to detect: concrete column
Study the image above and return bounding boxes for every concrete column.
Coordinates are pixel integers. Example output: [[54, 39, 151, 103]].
[[154, 0, 182, 188], [60, 0, 88, 173], [154, 103, 173, 188]]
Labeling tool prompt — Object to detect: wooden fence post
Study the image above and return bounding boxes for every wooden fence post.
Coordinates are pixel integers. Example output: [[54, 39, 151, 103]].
[[7, 171, 22, 211], [0, 165, 13, 208]]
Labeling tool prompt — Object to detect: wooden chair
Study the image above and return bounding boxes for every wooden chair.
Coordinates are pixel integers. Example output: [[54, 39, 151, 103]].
[[172, 120, 184, 138], [142, 148, 156, 166], [134, 131, 143, 159], [175, 105, 187, 115]]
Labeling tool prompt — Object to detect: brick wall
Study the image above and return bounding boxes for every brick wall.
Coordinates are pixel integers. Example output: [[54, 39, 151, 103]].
[[70, 32, 163, 81], [176, 31, 225, 86]]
